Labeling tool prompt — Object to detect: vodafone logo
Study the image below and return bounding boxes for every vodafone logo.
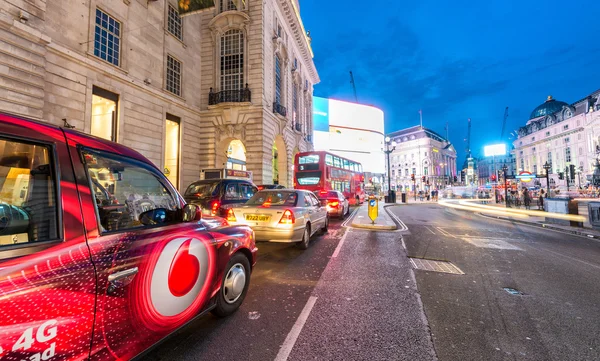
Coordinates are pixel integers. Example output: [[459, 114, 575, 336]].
[[150, 237, 210, 317]]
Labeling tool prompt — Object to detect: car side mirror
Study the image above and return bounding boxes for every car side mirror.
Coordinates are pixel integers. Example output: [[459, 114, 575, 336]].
[[183, 204, 202, 222], [139, 208, 168, 226]]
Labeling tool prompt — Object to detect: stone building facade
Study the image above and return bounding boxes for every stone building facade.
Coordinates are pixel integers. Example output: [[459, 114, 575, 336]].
[[514, 91, 600, 190], [0, 0, 318, 190], [386, 126, 457, 191], [476, 152, 516, 186]]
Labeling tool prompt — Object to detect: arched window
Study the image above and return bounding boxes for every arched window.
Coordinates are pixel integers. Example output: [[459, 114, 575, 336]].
[[275, 55, 282, 104], [221, 29, 244, 91]]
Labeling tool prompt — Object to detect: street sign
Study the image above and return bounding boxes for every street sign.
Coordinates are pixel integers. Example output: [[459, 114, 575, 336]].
[[368, 196, 378, 224]]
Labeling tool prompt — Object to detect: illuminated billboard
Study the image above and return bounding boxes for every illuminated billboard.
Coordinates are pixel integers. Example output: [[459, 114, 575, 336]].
[[313, 97, 385, 174], [483, 144, 507, 157]]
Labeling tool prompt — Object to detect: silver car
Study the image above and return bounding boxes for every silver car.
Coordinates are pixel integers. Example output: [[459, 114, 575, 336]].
[[226, 189, 328, 249]]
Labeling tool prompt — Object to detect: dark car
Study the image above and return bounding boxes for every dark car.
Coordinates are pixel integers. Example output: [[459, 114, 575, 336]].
[[257, 184, 286, 190], [184, 179, 258, 217], [0, 112, 257, 361], [314, 190, 350, 218]]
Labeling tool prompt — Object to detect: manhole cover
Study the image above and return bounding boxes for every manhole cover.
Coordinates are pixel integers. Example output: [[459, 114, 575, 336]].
[[409, 258, 464, 275], [503, 287, 523, 295]]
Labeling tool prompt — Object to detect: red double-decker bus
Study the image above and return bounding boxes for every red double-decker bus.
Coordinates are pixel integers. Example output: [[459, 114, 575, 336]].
[[294, 151, 365, 205]]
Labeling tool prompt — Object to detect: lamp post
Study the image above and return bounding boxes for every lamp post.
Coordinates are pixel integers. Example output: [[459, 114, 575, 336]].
[[384, 136, 397, 203], [543, 161, 551, 198], [578, 166, 583, 189], [502, 164, 508, 208]]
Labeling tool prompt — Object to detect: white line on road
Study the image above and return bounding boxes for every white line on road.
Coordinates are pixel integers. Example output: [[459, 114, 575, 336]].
[[332, 229, 351, 258], [424, 226, 436, 234], [341, 206, 361, 228], [274, 296, 318, 361], [384, 206, 408, 231]]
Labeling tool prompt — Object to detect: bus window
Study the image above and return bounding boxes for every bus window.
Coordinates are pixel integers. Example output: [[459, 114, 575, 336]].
[[351, 162, 357, 171], [296, 171, 321, 185], [344, 181, 350, 193], [343, 159, 349, 170], [299, 154, 320, 164], [333, 157, 341, 168], [326, 154, 333, 166]]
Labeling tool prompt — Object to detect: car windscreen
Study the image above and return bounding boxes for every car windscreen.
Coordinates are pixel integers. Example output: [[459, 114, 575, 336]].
[[246, 191, 298, 206], [296, 171, 321, 185], [185, 182, 220, 198]]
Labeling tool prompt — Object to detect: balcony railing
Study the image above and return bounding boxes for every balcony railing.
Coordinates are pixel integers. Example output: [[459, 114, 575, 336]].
[[273, 102, 287, 117], [294, 122, 302, 132], [209, 84, 251, 105]]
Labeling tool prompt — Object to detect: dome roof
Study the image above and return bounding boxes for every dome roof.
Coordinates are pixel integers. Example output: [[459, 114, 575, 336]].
[[529, 95, 569, 119]]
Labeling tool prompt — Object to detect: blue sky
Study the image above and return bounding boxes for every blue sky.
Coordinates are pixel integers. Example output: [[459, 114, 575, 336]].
[[301, 0, 600, 164]]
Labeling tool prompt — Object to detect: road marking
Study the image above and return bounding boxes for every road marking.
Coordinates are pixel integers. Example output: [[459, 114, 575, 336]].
[[341, 207, 361, 228], [384, 206, 408, 231], [424, 226, 436, 234], [436, 227, 454, 237], [332, 229, 351, 258], [274, 296, 318, 361]]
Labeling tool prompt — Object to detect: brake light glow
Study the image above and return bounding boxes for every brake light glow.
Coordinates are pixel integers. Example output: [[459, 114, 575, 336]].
[[279, 209, 295, 224], [258, 186, 264, 190], [211, 201, 220, 216], [226, 208, 237, 222], [328, 201, 339, 207]]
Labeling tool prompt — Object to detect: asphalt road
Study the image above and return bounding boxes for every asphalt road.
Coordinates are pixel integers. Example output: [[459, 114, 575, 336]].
[[141, 215, 348, 361], [391, 203, 600, 361]]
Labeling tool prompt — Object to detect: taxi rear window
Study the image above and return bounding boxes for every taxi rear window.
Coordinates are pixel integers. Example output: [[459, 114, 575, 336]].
[[246, 191, 298, 206], [185, 182, 220, 197]]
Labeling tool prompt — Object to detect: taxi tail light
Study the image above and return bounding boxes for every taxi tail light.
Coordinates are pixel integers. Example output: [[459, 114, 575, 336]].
[[211, 201, 220, 216], [226, 208, 237, 222], [279, 209, 295, 224], [258, 186, 265, 190], [328, 200, 339, 207]]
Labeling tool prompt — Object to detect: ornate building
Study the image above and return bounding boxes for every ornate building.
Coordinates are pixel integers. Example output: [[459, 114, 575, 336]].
[[514, 91, 600, 190], [0, 0, 318, 189], [386, 126, 457, 191], [475, 152, 516, 186]]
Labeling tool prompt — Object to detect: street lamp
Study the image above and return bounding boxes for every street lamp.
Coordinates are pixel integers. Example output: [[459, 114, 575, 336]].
[[578, 166, 583, 189], [502, 164, 508, 208], [543, 161, 551, 198], [384, 136, 397, 203]]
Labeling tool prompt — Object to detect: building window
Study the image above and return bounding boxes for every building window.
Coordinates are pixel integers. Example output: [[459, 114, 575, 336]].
[[547, 152, 552, 172], [564, 137, 570, 143], [563, 124, 569, 130], [391, 170, 395, 177], [167, 5, 183, 41], [533, 164, 537, 174], [221, 29, 244, 91], [405, 169, 409, 177], [532, 137, 535, 141], [520, 158, 524, 170], [424, 167, 428, 175], [166, 55, 182, 96], [275, 55, 282, 104], [412, 168, 416, 176], [94, 9, 121, 66], [165, 114, 180, 189], [565, 147, 571, 162], [91, 86, 118, 141], [424, 152, 427, 157], [220, 0, 237, 12], [293, 82, 298, 124], [579, 147, 583, 155], [546, 131, 550, 136]]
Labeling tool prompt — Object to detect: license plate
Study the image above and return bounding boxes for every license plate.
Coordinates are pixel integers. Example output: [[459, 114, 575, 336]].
[[245, 214, 270, 222]]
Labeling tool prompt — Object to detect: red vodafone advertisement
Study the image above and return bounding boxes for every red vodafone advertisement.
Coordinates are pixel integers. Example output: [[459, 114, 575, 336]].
[[0, 113, 257, 361]]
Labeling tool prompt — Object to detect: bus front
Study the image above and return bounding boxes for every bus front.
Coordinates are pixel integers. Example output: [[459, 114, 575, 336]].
[[294, 152, 326, 192]]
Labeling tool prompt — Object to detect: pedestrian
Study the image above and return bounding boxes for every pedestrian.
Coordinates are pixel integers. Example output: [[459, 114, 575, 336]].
[[419, 190, 424, 201], [523, 188, 531, 210], [539, 189, 545, 210]]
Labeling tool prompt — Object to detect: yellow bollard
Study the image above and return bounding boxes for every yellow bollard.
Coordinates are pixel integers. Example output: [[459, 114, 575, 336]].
[[368, 195, 378, 224]]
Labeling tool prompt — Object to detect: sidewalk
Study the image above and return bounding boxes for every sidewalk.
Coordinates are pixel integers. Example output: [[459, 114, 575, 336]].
[[350, 201, 397, 230], [471, 201, 600, 240]]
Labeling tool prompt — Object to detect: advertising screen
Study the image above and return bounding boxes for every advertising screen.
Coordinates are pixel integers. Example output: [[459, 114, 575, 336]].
[[312, 97, 385, 174], [484, 144, 507, 157]]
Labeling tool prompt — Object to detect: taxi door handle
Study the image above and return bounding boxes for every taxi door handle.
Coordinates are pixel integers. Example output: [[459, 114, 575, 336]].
[[108, 267, 139, 283]]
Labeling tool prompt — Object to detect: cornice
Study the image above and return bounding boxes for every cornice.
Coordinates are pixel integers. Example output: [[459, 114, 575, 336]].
[[278, 0, 319, 84]]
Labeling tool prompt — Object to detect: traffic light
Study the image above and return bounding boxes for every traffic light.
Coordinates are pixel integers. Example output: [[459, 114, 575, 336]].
[[411, 174, 415, 181], [491, 175, 496, 181], [426, 178, 430, 185], [422, 176, 426, 182], [569, 164, 575, 181], [558, 172, 564, 180], [454, 175, 458, 182]]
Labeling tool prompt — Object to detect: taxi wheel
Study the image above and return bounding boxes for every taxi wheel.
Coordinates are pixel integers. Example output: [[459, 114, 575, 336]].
[[212, 253, 251, 317], [296, 225, 311, 250]]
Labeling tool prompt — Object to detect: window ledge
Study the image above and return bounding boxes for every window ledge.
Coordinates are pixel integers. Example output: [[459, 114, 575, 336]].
[[163, 89, 186, 102], [165, 29, 187, 48], [208, 101, 252, 110], [87, 51, 129, 75]]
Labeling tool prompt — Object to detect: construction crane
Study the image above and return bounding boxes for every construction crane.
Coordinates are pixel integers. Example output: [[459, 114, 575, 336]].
[[349, 71, 358, 102], [500, 107, 509, 139], [466, 118, 471, 158]]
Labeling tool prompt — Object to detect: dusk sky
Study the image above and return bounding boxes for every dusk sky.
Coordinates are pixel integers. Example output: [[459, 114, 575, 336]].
[[301, 0, 600, 164]]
